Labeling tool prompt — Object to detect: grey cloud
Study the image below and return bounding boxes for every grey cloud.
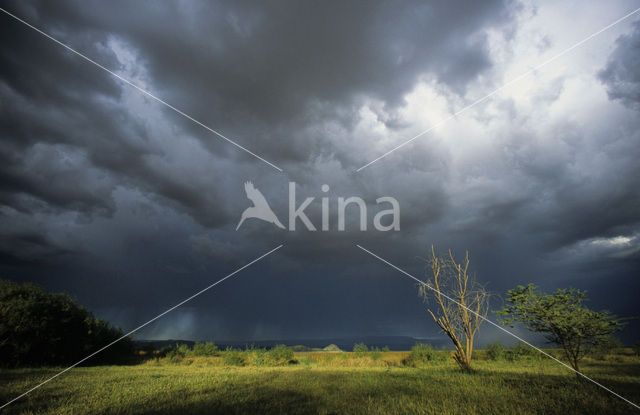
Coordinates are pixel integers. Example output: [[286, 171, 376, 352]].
[[599, 21, 640, 110], [0, 0, 513, 238], [9, 0, 513, 166]]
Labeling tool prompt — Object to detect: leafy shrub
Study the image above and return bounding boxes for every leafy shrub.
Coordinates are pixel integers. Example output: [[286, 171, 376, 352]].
[[246, 348, 267, 366], [223, 349, 245, 366], [406, 343, 440, 366], [487, 341, 505, 361], [353, 343, 369, 357], [268, 344, 294, 365], [370, 347, 382, 361], [162, 344, 191, 363], [177, 344, 191, 356], [509, 342, 539, 361], [192, 342, 219, 356], [382, 346, 390, 352]]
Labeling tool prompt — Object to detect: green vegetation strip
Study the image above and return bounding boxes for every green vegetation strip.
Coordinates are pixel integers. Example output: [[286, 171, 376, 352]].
[[1, 353, 639, 415]]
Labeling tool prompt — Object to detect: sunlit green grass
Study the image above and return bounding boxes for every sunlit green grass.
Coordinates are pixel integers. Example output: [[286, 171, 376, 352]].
[[1, 354, 639, 414]]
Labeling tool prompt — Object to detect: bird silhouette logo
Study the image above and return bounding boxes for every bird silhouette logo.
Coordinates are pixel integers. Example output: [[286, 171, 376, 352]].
[[236, 181, 285, 230]]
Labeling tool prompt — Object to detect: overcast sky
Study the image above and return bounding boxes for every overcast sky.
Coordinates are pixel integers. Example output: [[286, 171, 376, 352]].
[[1, 0, 639, 345]]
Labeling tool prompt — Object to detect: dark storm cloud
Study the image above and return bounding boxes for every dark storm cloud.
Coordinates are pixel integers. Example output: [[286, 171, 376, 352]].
[[599, 21, 640, 110], [5, 0, 513, 167], [0, 5, 238, 229], [0, 0, 512, 253]]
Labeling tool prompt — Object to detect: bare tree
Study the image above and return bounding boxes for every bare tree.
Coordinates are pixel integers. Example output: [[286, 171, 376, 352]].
[[419, 246, 489, 371]]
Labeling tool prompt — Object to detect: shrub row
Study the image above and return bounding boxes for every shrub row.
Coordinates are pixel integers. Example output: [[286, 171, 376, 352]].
[[156, 340, 637, 367], [352, 343, 389, 360], [485, 338, 628, 362], [485, 341, 550, 361], [162, 344, 295, 366]]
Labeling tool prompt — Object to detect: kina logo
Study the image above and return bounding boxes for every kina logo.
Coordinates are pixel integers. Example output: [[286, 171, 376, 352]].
[[236, 181, 400, 232], [236, 181, 286, 230]]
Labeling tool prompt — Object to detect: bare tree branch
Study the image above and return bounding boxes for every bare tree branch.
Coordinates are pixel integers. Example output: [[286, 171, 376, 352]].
[[420, 245, 489, 370]]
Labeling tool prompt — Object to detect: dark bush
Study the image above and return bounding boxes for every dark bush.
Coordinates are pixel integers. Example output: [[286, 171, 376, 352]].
[[588, 336, 623, 360], [487, 341, 505, 361], [0, 279, 133, 367], [157, 346, 175, 358], [139, 343, 157, 355]]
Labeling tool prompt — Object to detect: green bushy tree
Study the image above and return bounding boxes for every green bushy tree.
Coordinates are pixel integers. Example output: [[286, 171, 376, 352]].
[[498, 284, 625, 372], [0, 279, 133, 367]]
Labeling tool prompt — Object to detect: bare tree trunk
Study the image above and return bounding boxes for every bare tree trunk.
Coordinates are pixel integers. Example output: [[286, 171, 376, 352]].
[[421, 246, 488, 372]]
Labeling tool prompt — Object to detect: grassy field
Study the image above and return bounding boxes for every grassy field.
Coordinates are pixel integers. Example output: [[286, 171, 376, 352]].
[[1, 352, 639, 414]]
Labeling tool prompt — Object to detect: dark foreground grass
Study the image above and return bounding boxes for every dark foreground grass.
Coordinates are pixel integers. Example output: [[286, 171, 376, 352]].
[[1, 358, 639, 414]]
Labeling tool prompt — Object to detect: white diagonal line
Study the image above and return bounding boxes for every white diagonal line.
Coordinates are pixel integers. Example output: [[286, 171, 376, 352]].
[[356, 244, 640, 411], [356, 7, 640, 172], [0, 244, 283, 410], [0, 7, 283, 172]]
